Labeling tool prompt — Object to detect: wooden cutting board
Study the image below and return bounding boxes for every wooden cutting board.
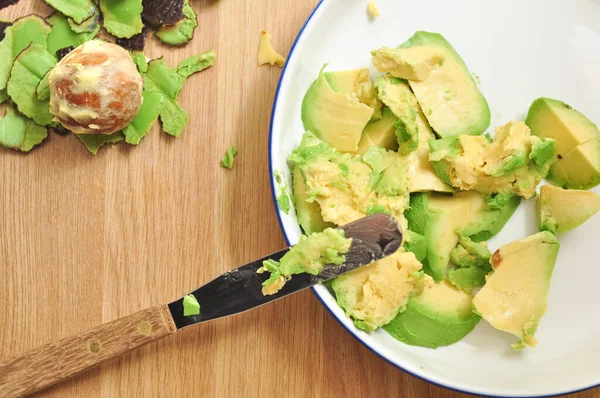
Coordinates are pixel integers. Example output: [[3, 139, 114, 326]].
[[0, 1, 596, 397]]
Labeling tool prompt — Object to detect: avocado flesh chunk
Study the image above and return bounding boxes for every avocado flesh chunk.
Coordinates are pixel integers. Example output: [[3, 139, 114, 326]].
[[430, 121, 555, 199], [526, 97, 600, 189], [473, 231, 560, 349], [398, 31, 490, 138], [526, 97, 598, 160], [155, 0, 197, 46], [332, 250, 432, 331], [325, 68, 382, 120], [301, 65, 374, 153], [371, 45, 444, 81], [46, 12, 99, 57], [0, 15, 51, 92], [44, 0, 96, 24], [374, 75, 420, 154], [292, 166, 334, 234], [0, 105, 47, 151], [383, 280, 480, 348], [405, 191, 499, 281], [259, 228, 352, 295], [100, 0, 144, 39], [538, 185, 600, 234], [7, 43, 56, 126], [356, 107, 399, 155], [468, 194, 521, 242], [548, 136, 600, 190], [447, 235, 492, 293]]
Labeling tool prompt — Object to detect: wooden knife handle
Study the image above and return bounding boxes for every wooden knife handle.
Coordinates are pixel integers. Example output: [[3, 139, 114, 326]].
[[0, 304, 177, 398]]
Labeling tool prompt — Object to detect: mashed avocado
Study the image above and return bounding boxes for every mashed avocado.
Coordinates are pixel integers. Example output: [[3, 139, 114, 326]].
[[290, 131, 410, 232], [447, 235, 492, 293], [332, 249, 433, 331], [429, 121, 556, 198], [258, 228, 352, 295]]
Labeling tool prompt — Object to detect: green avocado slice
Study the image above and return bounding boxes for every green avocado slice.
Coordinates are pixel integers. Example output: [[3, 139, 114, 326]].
[[0, 15, 51, 92], [383, 281, 480, 348], [154, 0, 197, 46], [100, 0, 144, 39], [398, 31, 490, 138], [538, 185, 600, 234], [301, 64, 374, 153], [473, 231, 560, 349], [7, 43, 57, 126]]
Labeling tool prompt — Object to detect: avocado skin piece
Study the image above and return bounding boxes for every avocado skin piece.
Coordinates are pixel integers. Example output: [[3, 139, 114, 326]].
[[7, 43, 56, 126], [0, 20, 10, 40], [398, 31, 490, 138], [46, 12, 98, 56], [0, 15, 52, 92], [384, 281, 480, 348], [142, 0, 185, 27], [0, 0, 19, 10], [154, 0, 197, 46], [44, 0, 96, 24], [117, 26, 149, 51], [100, 0, 144, 39]]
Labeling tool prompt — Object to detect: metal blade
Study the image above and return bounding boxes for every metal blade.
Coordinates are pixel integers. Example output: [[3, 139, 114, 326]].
[[168, 213, 402, 329]]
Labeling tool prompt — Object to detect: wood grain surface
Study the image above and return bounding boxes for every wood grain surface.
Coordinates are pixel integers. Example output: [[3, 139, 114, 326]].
[[0, 1, 597, 397]]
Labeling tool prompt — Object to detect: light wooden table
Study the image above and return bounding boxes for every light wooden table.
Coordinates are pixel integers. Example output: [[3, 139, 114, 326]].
[[0, 1, 597, 397]]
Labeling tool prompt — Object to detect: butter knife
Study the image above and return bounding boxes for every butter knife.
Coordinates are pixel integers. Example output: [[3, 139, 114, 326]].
[[0, 213, 402, 397]]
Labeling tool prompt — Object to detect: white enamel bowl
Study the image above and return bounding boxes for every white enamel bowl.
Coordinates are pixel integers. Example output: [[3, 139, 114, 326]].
[[268, 0, 600, 395]]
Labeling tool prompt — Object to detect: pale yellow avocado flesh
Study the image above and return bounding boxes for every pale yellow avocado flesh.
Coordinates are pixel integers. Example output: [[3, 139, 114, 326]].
[[538, 185, 600, 233], [302, 66, 374, 152], [374, 76, 450, 192], [257, 31, 285, 67], [398, 31, 490, 137], [331, 249, 433, 331], [473, 231, 559, 349], [434, 121, 550, 198], [325, 68, 382, 120], [526, 97, 598, 158], [371, 46, 444, 81], [404, 122, 453, 193], [292, 166, 334, 234], [356, 107, 399, 155], [549, 136, 600, 190]]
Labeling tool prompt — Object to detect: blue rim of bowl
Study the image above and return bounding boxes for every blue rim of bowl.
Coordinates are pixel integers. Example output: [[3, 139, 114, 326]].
[[266, 1, 599, 396]]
